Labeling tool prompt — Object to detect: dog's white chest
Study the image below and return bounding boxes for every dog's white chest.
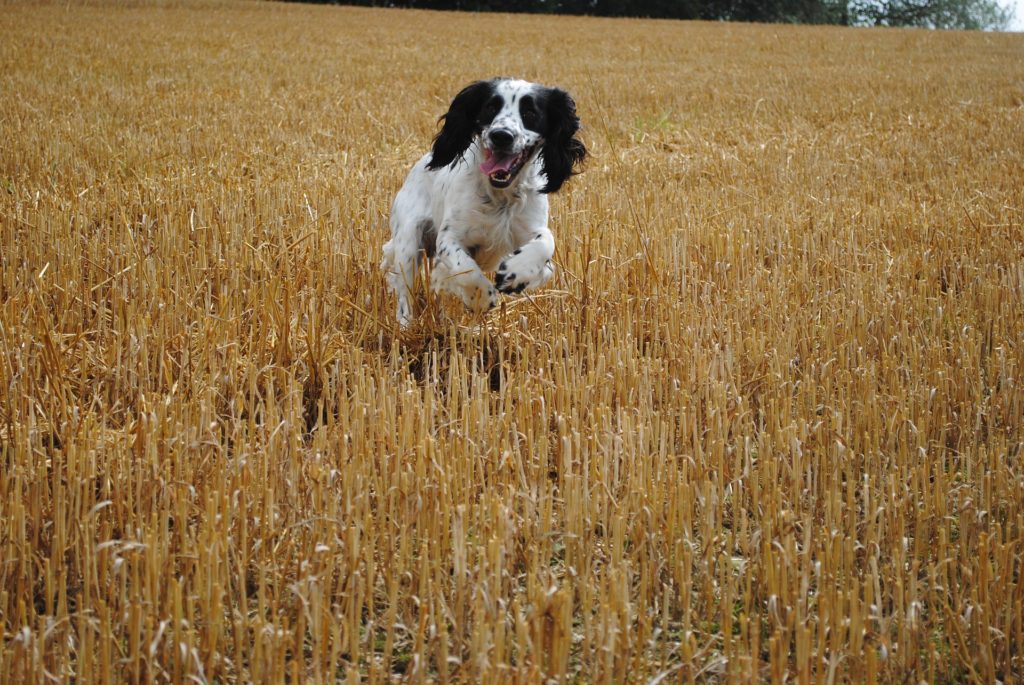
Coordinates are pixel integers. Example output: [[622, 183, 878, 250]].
[[460, 203, 521, 271]]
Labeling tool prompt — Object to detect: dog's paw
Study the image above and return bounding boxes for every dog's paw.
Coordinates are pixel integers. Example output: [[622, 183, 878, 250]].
[[495, 252, 554, 294], [396, 299, 413, 328], [461, 277, 498, 313]]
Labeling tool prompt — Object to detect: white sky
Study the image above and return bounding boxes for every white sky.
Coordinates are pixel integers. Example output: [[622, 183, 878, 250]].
[[1008, 0, 1024, 30]]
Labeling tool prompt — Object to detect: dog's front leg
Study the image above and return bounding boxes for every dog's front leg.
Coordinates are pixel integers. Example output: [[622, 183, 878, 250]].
[[381, 236, 419, 327], [494, 227, 556, 294], [431, 227, 499, 314]]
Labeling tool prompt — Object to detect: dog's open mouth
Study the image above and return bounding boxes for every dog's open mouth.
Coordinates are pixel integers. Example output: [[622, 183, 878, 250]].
[[480, 147, 534, 188]]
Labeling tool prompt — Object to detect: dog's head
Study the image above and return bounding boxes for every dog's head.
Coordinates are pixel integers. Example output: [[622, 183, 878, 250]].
[[427, 78, 587, 194]]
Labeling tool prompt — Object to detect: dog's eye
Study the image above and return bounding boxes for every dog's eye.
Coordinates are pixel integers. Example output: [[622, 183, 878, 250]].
[[520, 95, 540, 127], [482, 98, 502, 118]]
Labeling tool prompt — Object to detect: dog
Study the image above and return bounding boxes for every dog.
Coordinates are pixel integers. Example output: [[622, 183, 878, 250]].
[[381, 78, 586, 326]]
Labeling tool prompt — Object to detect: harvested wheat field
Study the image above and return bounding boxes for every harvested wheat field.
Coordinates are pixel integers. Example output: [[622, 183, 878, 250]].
[[1, 1, 1023, 682]]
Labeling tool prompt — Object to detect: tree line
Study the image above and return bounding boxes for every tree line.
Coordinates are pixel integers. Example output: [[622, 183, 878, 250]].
[[314, 0, 1012, 30]]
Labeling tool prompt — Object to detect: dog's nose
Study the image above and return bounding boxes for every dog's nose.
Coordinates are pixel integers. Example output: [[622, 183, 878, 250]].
[[488, 128, 514, 149]]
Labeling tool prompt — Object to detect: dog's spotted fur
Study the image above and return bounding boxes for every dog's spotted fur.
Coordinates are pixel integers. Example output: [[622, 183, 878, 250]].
[[381, 78, 586, 326]]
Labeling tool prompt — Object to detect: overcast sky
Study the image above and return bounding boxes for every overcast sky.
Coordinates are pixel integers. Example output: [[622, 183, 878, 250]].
[[1007, 0, 1023, 30]]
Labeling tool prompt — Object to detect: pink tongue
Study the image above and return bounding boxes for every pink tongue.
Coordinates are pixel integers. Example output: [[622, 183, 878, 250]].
[[480, 153, 516, 176]]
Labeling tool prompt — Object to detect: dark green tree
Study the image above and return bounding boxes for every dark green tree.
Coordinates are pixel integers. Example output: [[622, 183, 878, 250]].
[[290, 0, 1013, 30], [849, 0, 1012, 28]]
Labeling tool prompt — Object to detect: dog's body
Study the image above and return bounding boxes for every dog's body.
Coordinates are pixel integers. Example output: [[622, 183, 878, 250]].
[[382, 78, 586, 326]]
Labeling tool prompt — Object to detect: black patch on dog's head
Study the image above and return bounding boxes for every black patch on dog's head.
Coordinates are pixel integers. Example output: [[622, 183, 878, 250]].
[[535, 87, 587, 194], [519, 93, 542, 133], [427, 80, 498, 170]]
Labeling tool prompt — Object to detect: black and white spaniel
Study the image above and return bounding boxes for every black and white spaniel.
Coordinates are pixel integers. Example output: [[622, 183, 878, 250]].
[[381, 78, 586, 326]]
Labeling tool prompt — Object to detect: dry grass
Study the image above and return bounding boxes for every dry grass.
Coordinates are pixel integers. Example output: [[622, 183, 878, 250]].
[[2, 2, 1023, 682]]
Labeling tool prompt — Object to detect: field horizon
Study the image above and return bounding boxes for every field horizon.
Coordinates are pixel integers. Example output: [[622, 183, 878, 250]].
[[2, 2, 1023, 682]]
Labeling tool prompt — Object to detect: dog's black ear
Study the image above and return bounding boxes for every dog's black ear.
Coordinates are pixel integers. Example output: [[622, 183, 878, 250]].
[[539, 88, 586, 194], [427, 80, 495, 171]]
